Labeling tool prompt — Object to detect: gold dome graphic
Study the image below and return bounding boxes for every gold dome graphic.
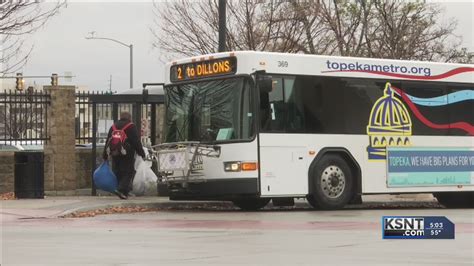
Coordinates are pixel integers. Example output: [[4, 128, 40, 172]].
[[367, 83, 412, 160]]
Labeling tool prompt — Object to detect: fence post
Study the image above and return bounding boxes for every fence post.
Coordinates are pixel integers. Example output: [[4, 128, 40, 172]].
[[150, 104, 156, 145], [43, 85, 76, 194], [91, 102, 97, 196]]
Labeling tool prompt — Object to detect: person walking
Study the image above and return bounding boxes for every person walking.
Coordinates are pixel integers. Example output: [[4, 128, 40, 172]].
[[103, 111, 146, 199]]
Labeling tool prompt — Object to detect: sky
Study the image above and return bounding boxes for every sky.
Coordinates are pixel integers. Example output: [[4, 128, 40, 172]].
[[1, 0, 473, 92]]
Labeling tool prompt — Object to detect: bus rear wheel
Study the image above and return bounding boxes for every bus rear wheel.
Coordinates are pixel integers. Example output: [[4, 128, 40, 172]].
[[232, 198, 270, 211], [307, 155, 354, 210], [433, 192, 474, 208]]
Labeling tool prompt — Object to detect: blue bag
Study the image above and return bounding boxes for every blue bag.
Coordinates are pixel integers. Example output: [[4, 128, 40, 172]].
[[93, 161, 118, 192]]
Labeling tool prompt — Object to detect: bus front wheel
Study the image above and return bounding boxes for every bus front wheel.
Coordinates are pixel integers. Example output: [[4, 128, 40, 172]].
[[433, 192, 474, 208], [307, 155, 354, 210], [232, 198, 270, 211]]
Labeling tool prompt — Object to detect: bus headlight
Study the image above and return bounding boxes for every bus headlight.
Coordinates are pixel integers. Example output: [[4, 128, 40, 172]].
[[224, 161, 241, 172], [224, 161, 258, 172]]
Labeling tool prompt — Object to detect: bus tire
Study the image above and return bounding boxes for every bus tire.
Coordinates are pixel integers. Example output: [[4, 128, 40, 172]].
[[232, 198, 270, 211], [433, 192, 474, 208], [307, 155, 354, 210]]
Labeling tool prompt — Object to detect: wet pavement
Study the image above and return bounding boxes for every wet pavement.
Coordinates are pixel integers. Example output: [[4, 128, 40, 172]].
[[1, 195, 473, 265]]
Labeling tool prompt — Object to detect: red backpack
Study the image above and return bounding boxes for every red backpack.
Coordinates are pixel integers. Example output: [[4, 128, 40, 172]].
[[108, 122, 133, 157]]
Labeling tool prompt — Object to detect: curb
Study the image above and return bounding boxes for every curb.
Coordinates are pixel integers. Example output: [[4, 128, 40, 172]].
[[55, 198, 441, 218]]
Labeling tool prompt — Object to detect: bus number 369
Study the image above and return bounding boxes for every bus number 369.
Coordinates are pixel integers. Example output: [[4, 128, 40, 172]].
[[277, 60, 288, 67]]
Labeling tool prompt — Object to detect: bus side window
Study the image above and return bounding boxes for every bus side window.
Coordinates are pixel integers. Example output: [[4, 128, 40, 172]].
[[260, 90, 271, 130], [263, 77, 285, 132], [260, 76, 304, 133], [241, 79, 255, 139], [283, 77, 305, 132]]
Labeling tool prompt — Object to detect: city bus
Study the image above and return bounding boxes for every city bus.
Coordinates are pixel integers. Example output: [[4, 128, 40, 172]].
[[155, 51, 473, 210]]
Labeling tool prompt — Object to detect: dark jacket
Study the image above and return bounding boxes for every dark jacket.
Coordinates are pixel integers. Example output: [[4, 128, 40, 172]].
[[103, 119, 146, 158]]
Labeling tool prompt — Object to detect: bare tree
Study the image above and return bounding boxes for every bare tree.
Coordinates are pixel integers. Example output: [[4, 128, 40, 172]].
[[153, 0, 472, 63], [319, 0, 366, 56], [364, 1, 469, 62], [288, 0, 372, 56], [2, 103, 43, 140], [152, 0, 304, 58], [0, 1, 65, 75], [0, 89, 48, 141]]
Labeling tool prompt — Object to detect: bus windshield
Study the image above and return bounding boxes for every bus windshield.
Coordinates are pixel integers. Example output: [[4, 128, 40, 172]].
[[164, 77, 255, 143]]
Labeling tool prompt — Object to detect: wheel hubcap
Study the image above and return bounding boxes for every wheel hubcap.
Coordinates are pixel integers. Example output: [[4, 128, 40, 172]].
[[320, 165, 345, 198]]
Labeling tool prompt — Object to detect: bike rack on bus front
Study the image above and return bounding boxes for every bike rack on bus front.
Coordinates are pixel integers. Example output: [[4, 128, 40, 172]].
[[150, 141, 221, 188]]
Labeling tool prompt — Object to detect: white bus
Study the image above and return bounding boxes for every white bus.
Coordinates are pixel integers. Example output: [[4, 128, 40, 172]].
[[155, 51, 474, 210]]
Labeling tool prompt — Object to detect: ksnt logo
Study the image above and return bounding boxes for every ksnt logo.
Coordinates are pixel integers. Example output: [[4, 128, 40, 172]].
[[383, 216, 425, 238], [384, 217, 424, 230]]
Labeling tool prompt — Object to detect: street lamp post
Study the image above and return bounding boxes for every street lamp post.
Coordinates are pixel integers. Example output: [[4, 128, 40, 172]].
[[85, 34, 134, 89]]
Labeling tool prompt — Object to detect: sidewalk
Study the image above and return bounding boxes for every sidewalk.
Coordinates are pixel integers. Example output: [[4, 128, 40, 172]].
[[1, 196, 174, 220], [1, 193, 438, 221]]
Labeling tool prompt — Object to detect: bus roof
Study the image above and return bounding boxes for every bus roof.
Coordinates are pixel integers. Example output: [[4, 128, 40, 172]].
[[165, 51, 474, 84]]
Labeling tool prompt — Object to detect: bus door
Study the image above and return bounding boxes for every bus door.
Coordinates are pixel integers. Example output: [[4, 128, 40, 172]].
[[257, 75, 308, 196], [259, 141, 307, 196]]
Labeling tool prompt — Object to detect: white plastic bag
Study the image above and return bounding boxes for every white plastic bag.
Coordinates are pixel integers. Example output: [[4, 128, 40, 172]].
[[134, 147, 150, 170], [132, 151, 158, 196]]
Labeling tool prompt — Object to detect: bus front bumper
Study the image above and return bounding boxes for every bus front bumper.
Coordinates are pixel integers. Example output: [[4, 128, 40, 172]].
[[166, 178, 259, 200]]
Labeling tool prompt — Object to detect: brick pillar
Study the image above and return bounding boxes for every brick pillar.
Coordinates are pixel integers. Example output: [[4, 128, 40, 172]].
[[43, 86, 76, 192]]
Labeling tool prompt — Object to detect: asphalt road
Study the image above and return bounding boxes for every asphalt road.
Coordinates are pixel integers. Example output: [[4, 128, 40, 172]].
[[2, 207, 473, 265]]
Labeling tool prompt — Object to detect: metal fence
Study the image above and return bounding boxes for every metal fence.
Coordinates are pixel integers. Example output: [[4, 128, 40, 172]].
[[75, 91, 112, 145], [0, 89, 50, 145], [0, 89, 160, 148], [75, 91, 159, 147]]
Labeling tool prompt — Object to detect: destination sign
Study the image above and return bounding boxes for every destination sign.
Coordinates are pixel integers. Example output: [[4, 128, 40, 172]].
[[170, 57, 237, 82]]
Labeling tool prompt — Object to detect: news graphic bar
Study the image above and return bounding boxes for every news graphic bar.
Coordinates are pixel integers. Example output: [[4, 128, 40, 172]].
[[382, 216, 455, 239]]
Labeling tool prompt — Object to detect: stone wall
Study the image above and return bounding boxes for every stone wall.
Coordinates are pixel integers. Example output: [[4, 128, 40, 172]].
[[0, 152, 14, 193], [0, 147, 162, 195], [75, 149, 92, 189], [75, 148, 105, 189], [0, 149, 103, 194]]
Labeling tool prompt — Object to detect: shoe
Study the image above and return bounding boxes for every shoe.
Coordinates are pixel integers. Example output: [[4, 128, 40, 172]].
[[114, 190, 128, 200]]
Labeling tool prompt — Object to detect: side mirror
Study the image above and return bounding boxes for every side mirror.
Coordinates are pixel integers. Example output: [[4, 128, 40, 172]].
[[257, 74, 273, 93]]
